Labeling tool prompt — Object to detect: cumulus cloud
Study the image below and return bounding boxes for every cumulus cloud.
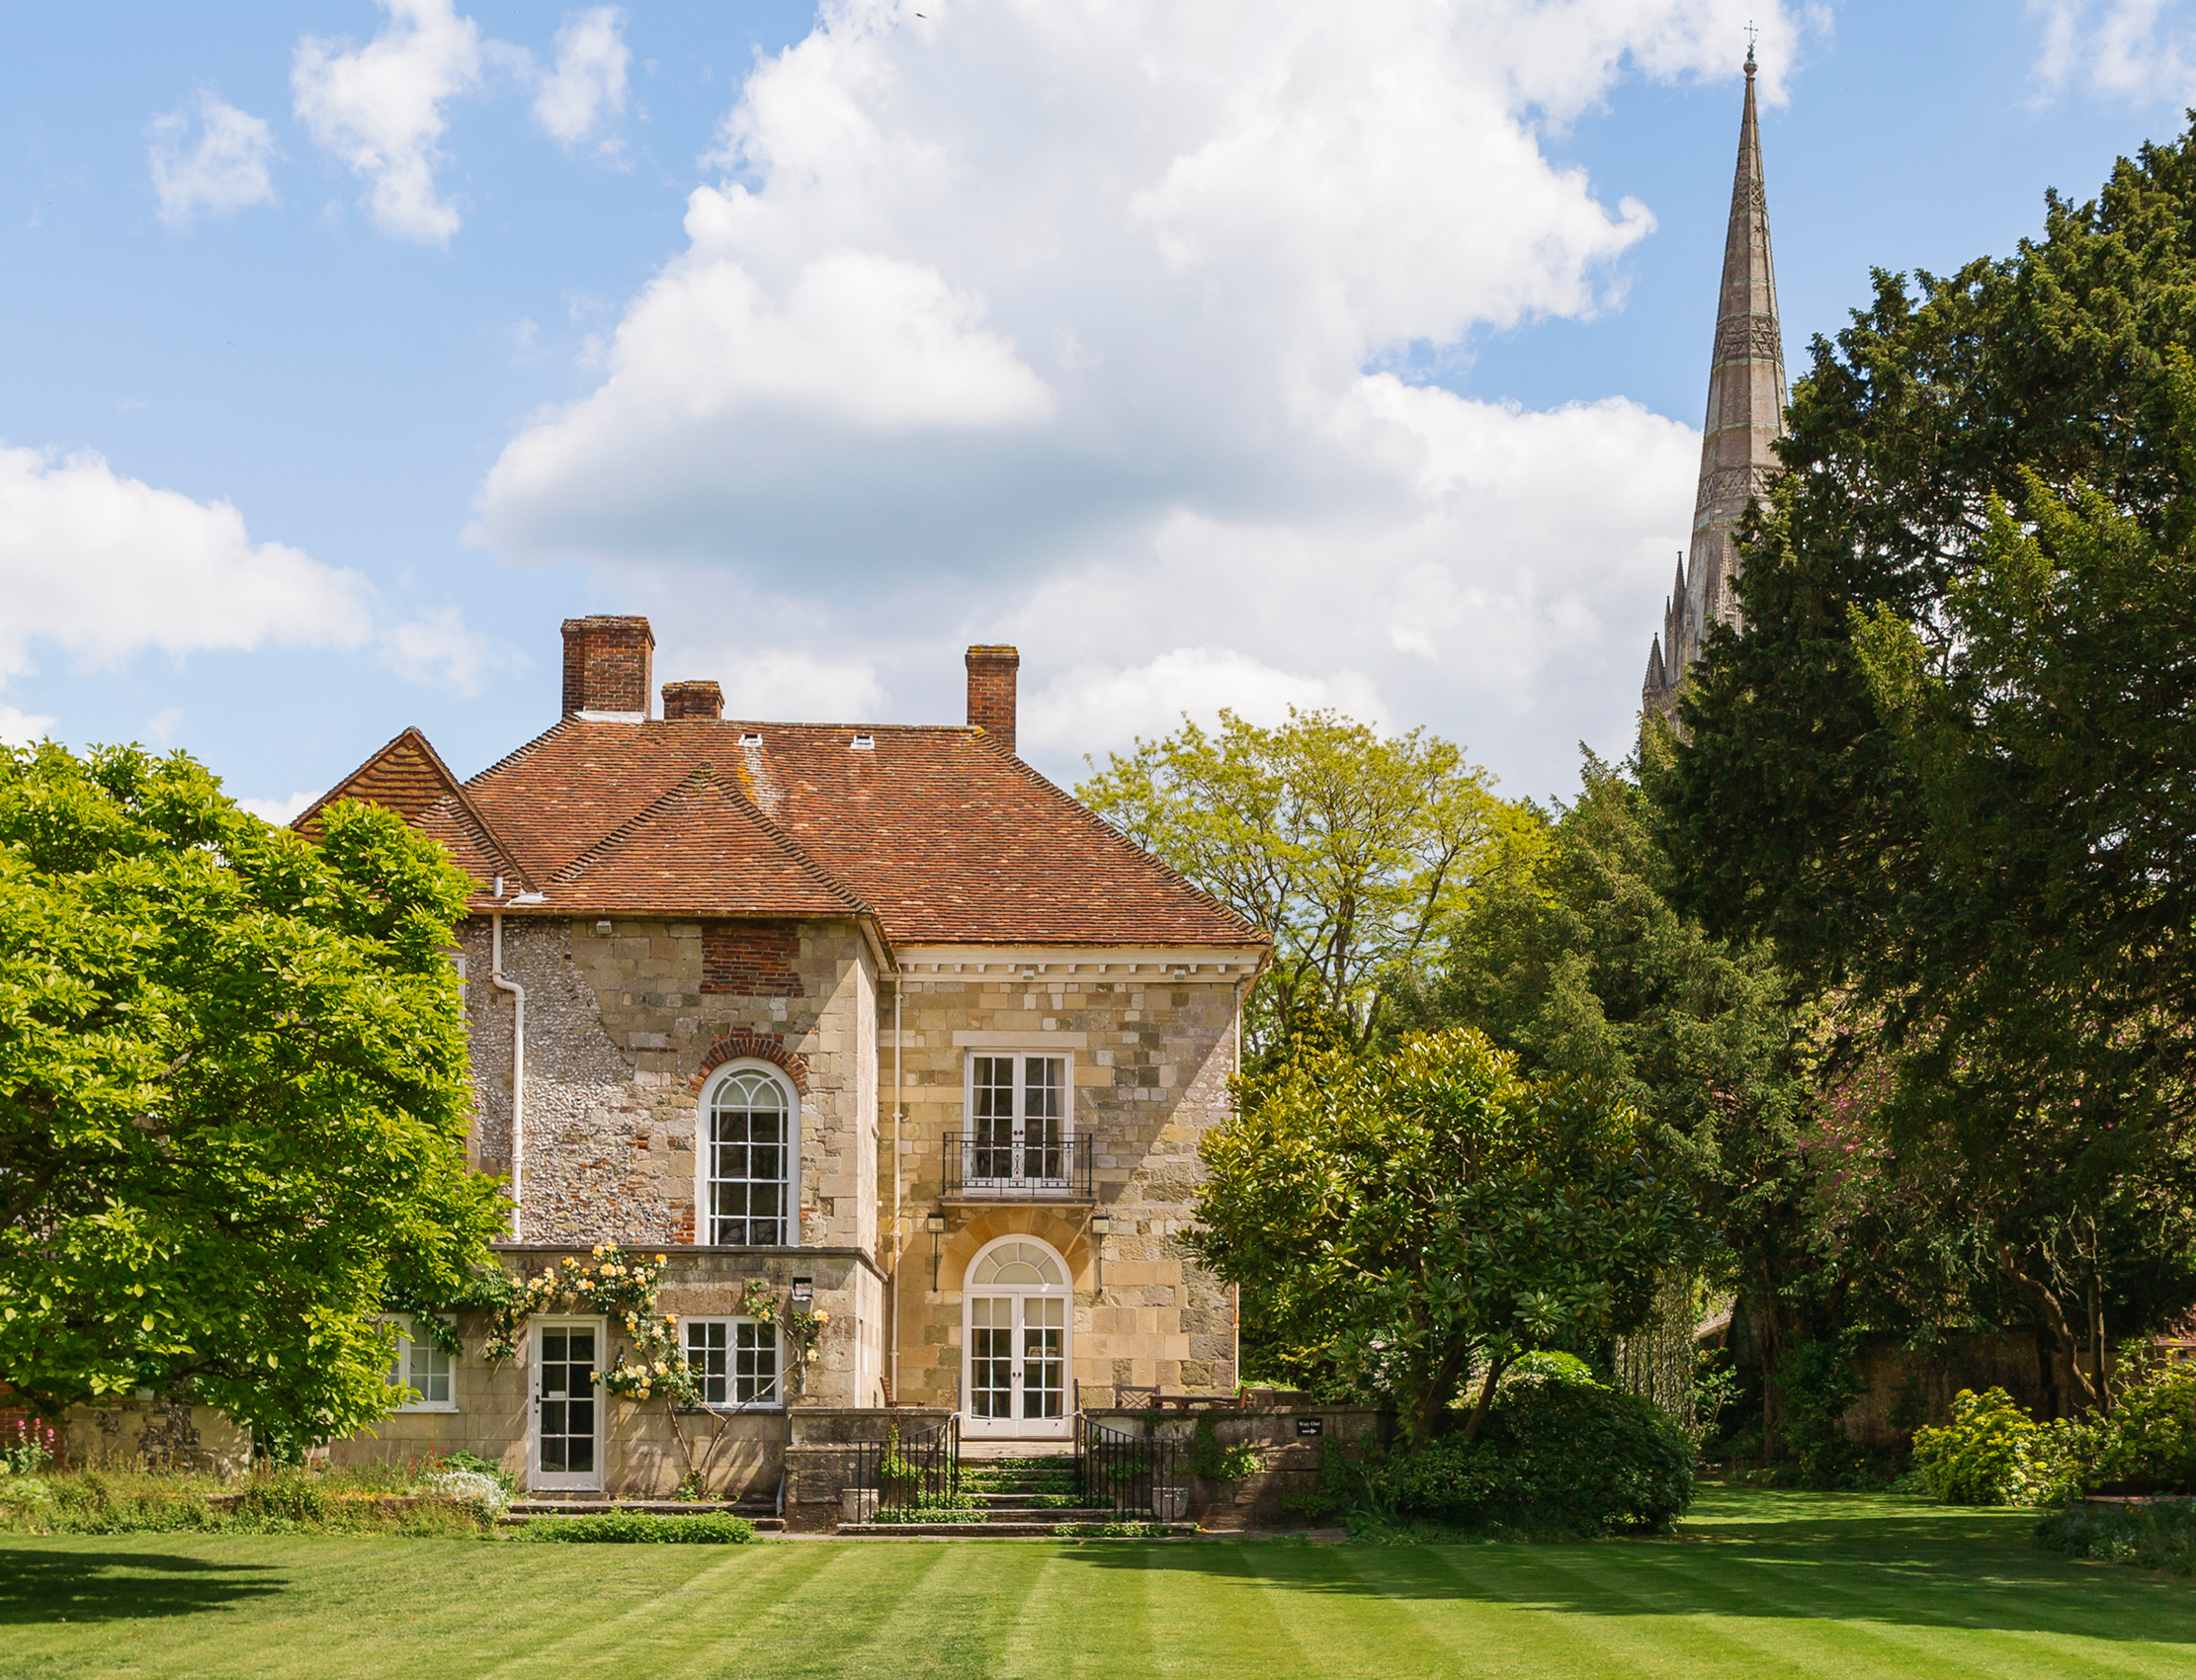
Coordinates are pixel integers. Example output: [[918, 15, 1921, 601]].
[[0, 445, 373, 684], [2032, 0, 2196, 102], [238, 790, 324, 824], [293, 0, 486, 244], [147, 92, 280, 229], [534, 7, 630, 148], [0, 704, 55, 747], [474, 0, 1797, 789], [381, 605, 510, 696]]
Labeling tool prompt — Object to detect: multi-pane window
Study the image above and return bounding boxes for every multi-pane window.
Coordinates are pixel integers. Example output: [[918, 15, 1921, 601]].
[[706, 1068, 793, 1245], [968, 1054, 1068, 1183], [383, 1318, 455, 1409], [685, 1318, 781, 1406]]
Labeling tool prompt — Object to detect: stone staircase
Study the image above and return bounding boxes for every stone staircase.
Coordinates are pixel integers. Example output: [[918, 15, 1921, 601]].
[[835, 1452, 1195, 1538]]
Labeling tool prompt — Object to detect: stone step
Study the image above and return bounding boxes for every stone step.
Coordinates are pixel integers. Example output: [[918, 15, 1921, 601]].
[[835, 1520, 1199, 1538]]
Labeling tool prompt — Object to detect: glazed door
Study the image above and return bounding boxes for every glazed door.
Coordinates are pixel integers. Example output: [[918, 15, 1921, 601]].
[[532, 1321, 603, 1491], [964, 1294, 1070, 1440]]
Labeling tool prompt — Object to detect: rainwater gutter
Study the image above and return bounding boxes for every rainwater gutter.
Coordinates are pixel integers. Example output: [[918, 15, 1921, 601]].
[[490, 882, 545, 1241]]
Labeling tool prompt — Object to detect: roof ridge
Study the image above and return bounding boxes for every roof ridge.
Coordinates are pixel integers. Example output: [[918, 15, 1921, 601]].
[[419, 790, 536, 893], [980, 742, 1267, 944], [465, 714, 581, 789], [546, 767, 716, 886], [698, 763, 876, 920]]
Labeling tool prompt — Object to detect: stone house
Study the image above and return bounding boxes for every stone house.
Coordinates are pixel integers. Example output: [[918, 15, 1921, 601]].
[[301, 617, 1267, 1498]]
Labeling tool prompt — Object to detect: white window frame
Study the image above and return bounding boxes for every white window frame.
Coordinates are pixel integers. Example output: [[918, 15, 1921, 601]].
[[961, 1050, 1075, 1186], [381, 1314, 459, 1412], [695, 1060, 802, 1248], [683, 1316, 785, 1410]]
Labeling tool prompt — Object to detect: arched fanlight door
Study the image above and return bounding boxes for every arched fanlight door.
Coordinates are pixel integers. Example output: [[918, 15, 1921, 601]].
[[962, 1236, 1071, 1440]]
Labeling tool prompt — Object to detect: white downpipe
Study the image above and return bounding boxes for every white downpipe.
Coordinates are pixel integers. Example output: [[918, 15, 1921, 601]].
[[491, 911, 527, 1241], [889, 977, 903, 1405], [1232, 977, 1244, 1388]]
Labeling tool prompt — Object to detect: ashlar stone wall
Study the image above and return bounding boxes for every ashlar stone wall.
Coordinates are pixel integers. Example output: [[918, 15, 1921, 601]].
[[885, 973, 1241, 1410]]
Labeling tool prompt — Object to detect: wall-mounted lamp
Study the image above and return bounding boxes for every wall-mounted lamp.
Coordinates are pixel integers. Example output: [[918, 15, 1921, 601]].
[[1089, 1212, 1114, 1289], [925, 1215, 947, 1290]]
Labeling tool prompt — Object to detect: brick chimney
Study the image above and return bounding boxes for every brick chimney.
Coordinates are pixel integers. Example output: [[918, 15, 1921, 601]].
[[662, 680, 724, 721], [966, 645, 1019, 756], [560, 617, 654, 719]]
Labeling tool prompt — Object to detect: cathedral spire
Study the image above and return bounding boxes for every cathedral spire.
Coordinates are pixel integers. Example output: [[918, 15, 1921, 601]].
[[1644, 47, 1788, 718]]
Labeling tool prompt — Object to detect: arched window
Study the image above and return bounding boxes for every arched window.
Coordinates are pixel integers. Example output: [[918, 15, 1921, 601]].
[[699, 1064, 797, 1246]]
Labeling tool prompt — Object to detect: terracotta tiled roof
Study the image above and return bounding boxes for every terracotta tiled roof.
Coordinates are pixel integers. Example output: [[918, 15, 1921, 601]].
[[294, 727, 463, 836], [308, 716, 1264, 949], [542, 769, 864, 919]]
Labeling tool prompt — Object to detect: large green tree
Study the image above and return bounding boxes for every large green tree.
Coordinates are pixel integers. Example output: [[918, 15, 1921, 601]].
[[1398, 753, 1815, 1436], [1654, 124, 2196, 1393], [1078, 710, 1507, 1054], [1189, 1028, 1700, 1446], [0, 743, 508, 1440]]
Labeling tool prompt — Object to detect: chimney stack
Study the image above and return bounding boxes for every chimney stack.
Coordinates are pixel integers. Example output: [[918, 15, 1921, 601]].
[[662, 680, 724, 721], [560, 617, 655, 719], [965, 645, 1019, 756]]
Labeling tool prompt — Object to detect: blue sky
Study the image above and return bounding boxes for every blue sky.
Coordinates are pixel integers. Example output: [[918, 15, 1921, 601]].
[[3, 0, 2191, 814]]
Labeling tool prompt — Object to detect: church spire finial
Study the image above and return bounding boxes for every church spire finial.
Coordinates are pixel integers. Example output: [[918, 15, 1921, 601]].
[[1643, 38, 1787, 720]]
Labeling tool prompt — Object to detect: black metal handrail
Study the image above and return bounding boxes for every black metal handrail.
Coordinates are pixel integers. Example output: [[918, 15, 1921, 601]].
[[943, 1132, 1093, 1198], [1076, 1412, 1186, 1522], [843, 1415, 962, 1522]]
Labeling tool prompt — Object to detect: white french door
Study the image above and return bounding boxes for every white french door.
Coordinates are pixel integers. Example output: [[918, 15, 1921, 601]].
[[963, 1237, 1071, 1440], [531, 1320, 604, 1491]]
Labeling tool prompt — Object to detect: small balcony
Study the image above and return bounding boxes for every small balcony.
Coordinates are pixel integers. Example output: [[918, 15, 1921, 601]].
[[942, 1133, 1094, 1201]]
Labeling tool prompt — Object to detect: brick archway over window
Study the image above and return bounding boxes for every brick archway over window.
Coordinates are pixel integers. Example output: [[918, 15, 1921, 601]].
[[690, 1032, 808, 1095]]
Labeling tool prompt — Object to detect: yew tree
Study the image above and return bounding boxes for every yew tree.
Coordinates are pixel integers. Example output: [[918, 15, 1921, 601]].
[[0, 742, 507, 1440], [1189, 1028, 1700, 1446], [1655, 124, 2196, 1384]]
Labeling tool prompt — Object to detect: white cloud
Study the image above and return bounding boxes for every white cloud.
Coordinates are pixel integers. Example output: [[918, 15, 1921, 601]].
[[293, 0, 486, 244], [146, 707, 183, 745], [1023, 649, 1390, 764], [473, 0, 1799, 790], [381, 605, 510, 696], [0, 704, 55, 747], [0, 445, 373, 684], [2031, 0, 2196, 101], [147, 92, 280, 229], [535, 7, 630, 148], [238, 790, 322, 824]]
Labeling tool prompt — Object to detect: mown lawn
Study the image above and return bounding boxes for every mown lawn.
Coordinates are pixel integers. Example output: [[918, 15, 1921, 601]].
[[2, 1485, 2191, 1679]]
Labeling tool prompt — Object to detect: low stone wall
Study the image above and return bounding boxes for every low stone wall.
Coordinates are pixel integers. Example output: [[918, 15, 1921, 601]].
[[1082, 1404, 1393, 1528], [780, 1406, 954, 1532]]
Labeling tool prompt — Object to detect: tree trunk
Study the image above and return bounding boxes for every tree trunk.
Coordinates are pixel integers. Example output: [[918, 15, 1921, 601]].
[[1462, 1351, 1514, 1443]]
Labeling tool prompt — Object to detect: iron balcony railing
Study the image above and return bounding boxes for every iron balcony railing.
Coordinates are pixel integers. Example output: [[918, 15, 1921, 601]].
[[943, 1132, 1093, 1199]]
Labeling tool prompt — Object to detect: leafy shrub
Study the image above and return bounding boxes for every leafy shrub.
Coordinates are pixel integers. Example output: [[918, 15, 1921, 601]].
[[520, 1512, 753, 1544], [2037, 1499, 2196, 1573], [1052, 1521, 1170, 1538], [237, 1473, 328, 1526], [2091, 1362, 2196, 1493], [1369, 1367, 1695, 1537], [1911, 1387, 2081, 1506], [1192, 1416, 1260, 1482]]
